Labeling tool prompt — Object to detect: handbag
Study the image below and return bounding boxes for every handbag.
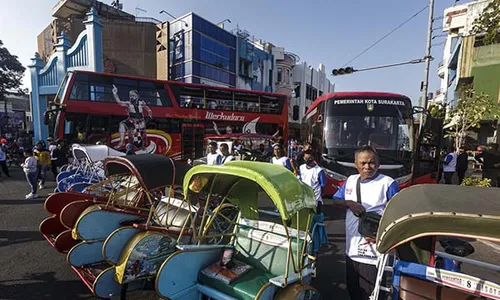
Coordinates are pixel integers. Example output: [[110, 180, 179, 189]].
[[355, 177, 381, 239]]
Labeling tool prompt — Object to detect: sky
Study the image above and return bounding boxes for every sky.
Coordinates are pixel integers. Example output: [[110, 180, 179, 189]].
[[0, 0, 461, 106]]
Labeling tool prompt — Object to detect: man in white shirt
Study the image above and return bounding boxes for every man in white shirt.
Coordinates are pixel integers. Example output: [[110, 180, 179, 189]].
[[206, 142, 222, 165], [442, 146, 457, 184], [299, 150, 326, 206], [332, 145, 399, 300], [219, 143, 235, 164]]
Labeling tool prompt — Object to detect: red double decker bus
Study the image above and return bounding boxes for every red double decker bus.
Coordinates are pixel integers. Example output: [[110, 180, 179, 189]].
[[45, 70, 288, 160], [305, 91, 440, 196]]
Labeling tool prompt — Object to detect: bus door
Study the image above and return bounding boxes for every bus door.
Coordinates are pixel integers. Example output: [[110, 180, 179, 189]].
[[181, 123, 204, 160]]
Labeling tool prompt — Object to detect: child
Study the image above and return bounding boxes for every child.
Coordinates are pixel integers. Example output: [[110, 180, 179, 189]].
[[21, 149, 38, 199], [34, 141, 51, 189]]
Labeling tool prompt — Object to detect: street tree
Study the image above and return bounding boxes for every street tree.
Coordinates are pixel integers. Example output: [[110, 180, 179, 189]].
[[428, 102, 445, 119], [445, 86, 500, 150], [0, 39, 25, 101], [472, 0, 500, 45]]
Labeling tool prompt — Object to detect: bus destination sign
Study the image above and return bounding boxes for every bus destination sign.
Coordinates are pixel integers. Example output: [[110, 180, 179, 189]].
[[333, 99, 406, 106]]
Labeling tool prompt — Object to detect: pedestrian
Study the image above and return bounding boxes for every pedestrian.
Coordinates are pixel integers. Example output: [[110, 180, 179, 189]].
[[53, 139, 69, 174], [475, 143, 500, 187], [456, 148, 469, 185], [206, 142, 222, 165], [299, 149, 328, 260], [33, 141, 51, 190], [0, 138, 11, 177], [442, 146, 457, 185], [271, 144, 296, 174], [219, 143, 234, 164], [332, 145, 399, 300], [125, 143, 136, 155], [436, 149, 446, 183], [296, 142, 313, 168], [20, 149, 38, 199], [298, 150, 326, 207], [48, 137, 58, 179]]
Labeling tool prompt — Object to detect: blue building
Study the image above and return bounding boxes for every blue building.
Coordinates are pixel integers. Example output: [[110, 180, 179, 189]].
[[235, 30, 274, 92], [168, 13, 237, 88]]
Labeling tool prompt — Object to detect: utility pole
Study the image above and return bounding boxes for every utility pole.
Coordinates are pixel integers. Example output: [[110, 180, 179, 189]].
[[420, 0, 435, 127]]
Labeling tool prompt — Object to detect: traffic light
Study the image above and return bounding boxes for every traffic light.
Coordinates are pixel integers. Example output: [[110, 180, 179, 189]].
[[331, 67, 354, 76], [293, 105, 299, 120]]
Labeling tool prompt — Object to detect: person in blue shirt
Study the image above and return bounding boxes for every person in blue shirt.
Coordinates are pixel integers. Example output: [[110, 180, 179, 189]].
[[332, 145, 399, 300]]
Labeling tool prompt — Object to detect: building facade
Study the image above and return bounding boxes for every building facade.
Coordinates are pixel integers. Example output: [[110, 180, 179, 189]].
[[434, 0, 495, 108], [157, 13, 237, 91], [435, 0, 500, 144], [39, 0, 158, 79], [235, 32, 274, 92], [289, 62, 335, 140]]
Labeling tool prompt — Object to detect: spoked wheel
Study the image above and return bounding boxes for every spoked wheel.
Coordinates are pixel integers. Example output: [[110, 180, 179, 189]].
[[204, 204, 239, 245], [275, 283, 322, 300]]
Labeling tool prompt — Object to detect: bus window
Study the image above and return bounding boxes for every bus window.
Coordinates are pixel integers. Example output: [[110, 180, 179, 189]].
[[235, 92, 259, 113], [137, 80, 172, 107], [154, 118, 181, 134], [90, 85, 107, 102], [69, 79, 89, 100], [173, 85, 204, 108], [260, 95, 282, 114], [206, 88, 233, 111], [69, 73, 172, 107]]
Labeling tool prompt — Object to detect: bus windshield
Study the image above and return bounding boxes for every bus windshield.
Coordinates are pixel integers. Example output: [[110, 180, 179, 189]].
[[325, 115, 412, 151], [323, 97, 414, 163]]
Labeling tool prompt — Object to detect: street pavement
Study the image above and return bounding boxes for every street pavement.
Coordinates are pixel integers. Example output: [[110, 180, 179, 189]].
[[0, 167, 498, 299]]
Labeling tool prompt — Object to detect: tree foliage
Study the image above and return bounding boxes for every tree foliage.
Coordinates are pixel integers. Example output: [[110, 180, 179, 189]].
[[461, 177, 491, 187], [472, 0, 500, 45], [428, 102, 445, 119], [445, 86, 500, 150], [0, 40, 25, 101]]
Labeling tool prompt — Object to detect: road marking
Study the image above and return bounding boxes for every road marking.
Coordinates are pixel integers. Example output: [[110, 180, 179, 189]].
[[478, 240, 500, 254]]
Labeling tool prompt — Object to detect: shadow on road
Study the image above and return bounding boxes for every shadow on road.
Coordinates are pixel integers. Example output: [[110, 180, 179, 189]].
[[0, 272, 92, 300], [311, 203, 350, 299], [0, 199, 46, 205], [0, 230, 45, 247]]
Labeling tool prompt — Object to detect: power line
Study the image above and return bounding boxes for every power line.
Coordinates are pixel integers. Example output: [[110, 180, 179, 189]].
[[342, 5, 429, 67]]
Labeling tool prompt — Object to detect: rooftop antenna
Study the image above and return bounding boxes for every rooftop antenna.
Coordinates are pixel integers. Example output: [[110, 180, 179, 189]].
[[135, 7, 147, 17]]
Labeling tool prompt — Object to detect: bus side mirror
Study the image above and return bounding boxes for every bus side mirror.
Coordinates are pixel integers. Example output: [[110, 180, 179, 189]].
[[412, 106, 426, 115]]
